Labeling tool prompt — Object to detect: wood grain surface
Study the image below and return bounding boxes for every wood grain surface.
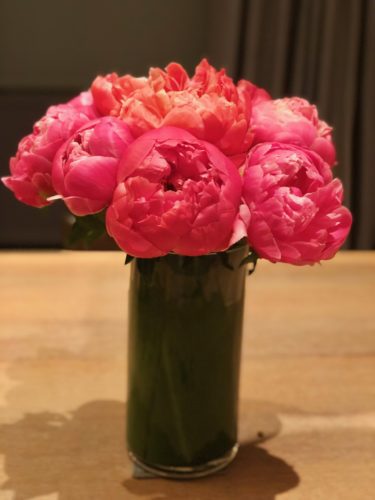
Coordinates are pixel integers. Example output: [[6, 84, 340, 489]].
[[0, 251, 374, 500]]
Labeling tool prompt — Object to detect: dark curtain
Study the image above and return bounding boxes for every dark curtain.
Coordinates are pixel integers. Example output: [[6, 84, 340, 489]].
[[208, 0, 374, 249]]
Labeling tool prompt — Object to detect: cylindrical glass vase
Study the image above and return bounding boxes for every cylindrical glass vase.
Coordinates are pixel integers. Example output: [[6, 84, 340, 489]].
[[126, 243, 248, 479]]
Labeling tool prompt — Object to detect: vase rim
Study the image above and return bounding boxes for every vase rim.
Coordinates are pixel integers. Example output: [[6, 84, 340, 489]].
[[167, 240, 249, 258]]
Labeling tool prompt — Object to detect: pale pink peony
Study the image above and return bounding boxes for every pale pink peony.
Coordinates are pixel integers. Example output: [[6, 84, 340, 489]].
[[2, 92, 98, 207], [52, 117, 134, 216], [243, 143, 352, 265], [106, 126, 243, 257], [91, 59, 270, 160], [251, 97, 336, 166]]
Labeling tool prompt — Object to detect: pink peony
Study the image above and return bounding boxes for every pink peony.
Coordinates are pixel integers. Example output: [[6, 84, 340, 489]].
[[106, 126, 243, 257], [251, 97, 336, 166], [243, 143, 352, 265], [91, 59, 270, 160], [67, 91, 100, 119], [2, 93, 98, 207], [52, 117, 134, 216]]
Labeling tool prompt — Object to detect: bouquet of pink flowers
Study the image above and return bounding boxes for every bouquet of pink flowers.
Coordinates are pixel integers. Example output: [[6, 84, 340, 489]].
[[2, 59, 352, 264]]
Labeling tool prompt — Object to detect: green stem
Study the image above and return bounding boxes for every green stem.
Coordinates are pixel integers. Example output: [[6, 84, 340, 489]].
[[161, 337, 192, 463]]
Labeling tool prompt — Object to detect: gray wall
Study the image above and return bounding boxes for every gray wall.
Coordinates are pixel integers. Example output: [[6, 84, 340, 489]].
[[0, 0, 211, 88], [0, 0, 218, 247]]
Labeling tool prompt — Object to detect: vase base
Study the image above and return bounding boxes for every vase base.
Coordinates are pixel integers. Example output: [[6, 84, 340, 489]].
[[129, 444, 239, 480]]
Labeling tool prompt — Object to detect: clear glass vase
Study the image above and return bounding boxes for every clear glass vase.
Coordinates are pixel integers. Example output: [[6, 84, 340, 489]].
[[126, 243, 248, 478]]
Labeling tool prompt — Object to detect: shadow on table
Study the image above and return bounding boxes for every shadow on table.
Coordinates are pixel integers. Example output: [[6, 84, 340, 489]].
[[0, 400, 127, 499], [124, 442, 300, 500], [0, 340, 300, 499], [0, 398, 299, 500]]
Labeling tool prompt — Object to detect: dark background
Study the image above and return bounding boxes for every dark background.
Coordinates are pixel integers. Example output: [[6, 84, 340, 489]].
[[0, 0, 373, 248]]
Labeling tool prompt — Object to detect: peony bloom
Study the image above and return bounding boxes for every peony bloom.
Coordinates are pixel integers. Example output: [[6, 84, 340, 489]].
[[52, 117, 134, 216], [67, 90, 100, 119], [91, 72, 148, 116], [91, 59, 270, 160], [106, 126, 243, 257], [243, 143, 352, 265], [251, 97, 336, 166], [2, 93, 98, 207]]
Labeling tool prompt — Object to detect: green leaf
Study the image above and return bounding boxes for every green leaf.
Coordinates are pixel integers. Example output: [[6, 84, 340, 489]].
[[240, 251, 259, 275], [124, 254, 135, 266], [67, 212, 106, 249]]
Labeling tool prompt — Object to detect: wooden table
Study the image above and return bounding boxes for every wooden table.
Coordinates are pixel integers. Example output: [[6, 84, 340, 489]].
[[0, 251, 374, 500]]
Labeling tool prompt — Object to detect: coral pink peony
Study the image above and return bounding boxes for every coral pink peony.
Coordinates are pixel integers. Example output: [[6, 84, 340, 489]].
[[2, 93, 98, 207], [91, 72, 148, 116], [243, 143, 352, 265], [52, 117, 134, 216], [91, 59, 270, 160], [251, 97, 336, 166], [67, 91, 100, 119], [106, 126, 243, 257]]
